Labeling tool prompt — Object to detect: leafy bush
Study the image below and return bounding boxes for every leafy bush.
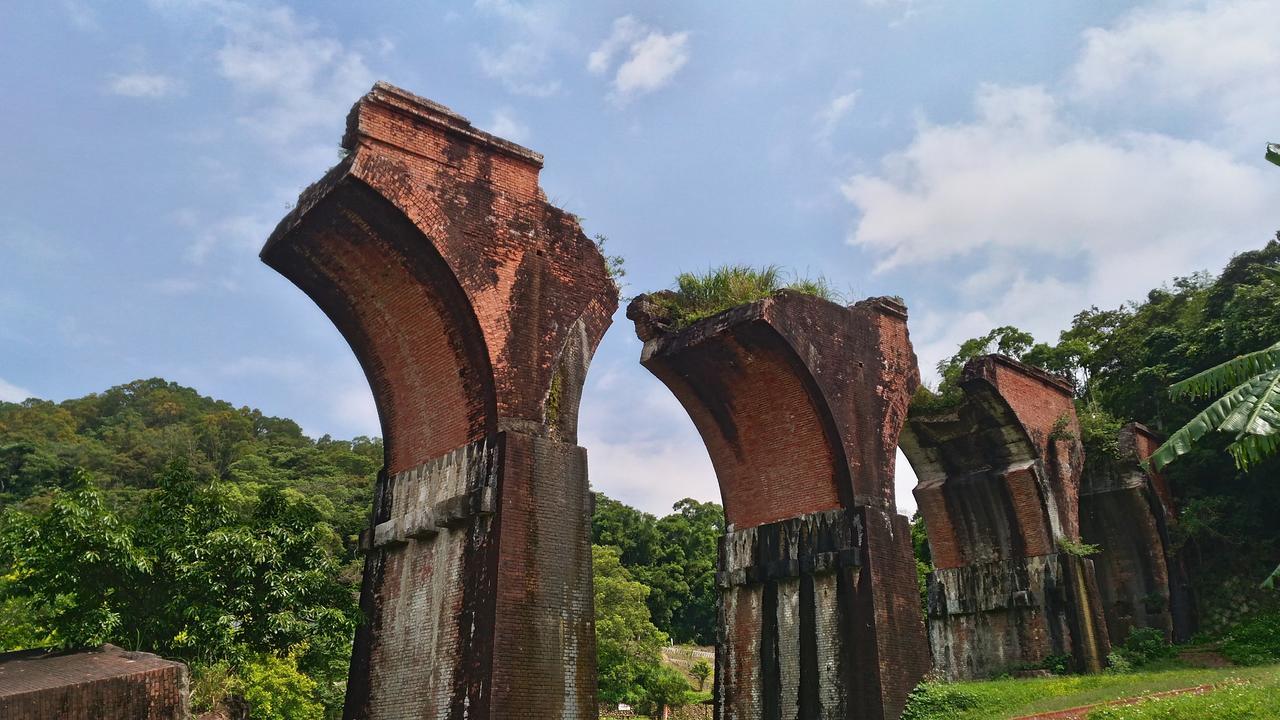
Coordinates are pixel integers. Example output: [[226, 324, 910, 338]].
[[648, 265, 836, 328], [690, 658, 711, 691], [901, 683, 981, 719], [236, 654, 324, 720], [1106, 651, 1133, 675], [636, 664, 695, 715], [1058, 537, 1103, 558], [1041, 653, 1073, 675], [1110, 628, 1175, 669], [190, 654, 324, 720], [1222, 611, 1280, 665]]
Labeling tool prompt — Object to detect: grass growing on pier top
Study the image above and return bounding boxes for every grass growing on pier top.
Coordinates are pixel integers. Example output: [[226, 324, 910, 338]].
[[649, 264, 836, 328]]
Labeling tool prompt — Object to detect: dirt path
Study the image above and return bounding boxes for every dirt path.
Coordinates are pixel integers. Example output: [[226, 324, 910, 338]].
[[1010, 683, 1218, 720]]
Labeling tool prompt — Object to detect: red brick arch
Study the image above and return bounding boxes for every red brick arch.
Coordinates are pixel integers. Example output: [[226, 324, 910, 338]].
[[262, 83, 616, 720], [629, 292, 929, 720], [900, 355, 1110, 680], [636, 309, 847, 530], [264, 177, 498, 473]]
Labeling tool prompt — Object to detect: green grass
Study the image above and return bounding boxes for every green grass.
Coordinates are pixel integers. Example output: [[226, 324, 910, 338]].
[[1088, 666, 1280, 718], [902, 662, 1280, 720], [649, 265, 836, 328]]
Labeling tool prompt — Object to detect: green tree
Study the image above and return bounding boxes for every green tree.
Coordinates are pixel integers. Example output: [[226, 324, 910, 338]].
[[593, 545, 668, 705], [638, 664, 694, 715], [592, 494, 723, 644], [0, 471, 150, 647], [914, 325, 1037, 410], [690, 658, 711, 691], [0, 463, 357, 714], [944, 239, 1280, 597]]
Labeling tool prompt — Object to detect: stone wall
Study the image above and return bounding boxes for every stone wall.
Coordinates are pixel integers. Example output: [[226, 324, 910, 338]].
[[0, 645, 189, 720], [629, 292, 929, 720], [262, 82, 617, 719]]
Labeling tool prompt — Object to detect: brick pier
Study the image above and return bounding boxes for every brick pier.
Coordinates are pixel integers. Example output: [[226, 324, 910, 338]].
[[900, 355, 1111, 680], [262, 82, 617, 719], [629, 292, 930, 720]]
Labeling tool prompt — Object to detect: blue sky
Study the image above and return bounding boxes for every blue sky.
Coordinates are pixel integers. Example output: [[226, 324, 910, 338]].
[[3, 0, 1279, 516]]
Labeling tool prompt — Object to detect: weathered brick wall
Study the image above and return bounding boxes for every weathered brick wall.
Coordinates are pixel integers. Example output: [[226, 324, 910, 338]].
[[901, 355, 1109, 679], [0, 645, 189, 720], [630, 292, 929, 720], [263, 82, 616, 719], [1080, 423, 1197, 644], [965, 356, 1084, 541]]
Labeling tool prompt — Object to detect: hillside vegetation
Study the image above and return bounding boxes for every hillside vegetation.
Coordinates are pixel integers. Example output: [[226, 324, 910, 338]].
[[0, 379, 720, 717]]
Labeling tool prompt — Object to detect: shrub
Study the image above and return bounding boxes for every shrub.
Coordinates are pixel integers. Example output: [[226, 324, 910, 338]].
[[636, 664, 694, 715], [1106, 651, 1133, 674], [1041, 653, 1072, 675], [1222, 611, 1280, 665], [1058, 537, 1102, 558], [236, 654, 324, 720], [901, 683, 981, 720], [1110, 628, 1175, 669]]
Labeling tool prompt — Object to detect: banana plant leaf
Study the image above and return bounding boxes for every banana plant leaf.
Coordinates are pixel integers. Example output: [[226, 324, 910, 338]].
[[1168, 341, 1280, 399], [1264, 562, 1280, 590], [1150, 365, 1280, 472]]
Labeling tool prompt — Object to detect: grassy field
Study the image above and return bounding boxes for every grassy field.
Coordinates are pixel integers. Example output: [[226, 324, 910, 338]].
[[902, 662, 1280, 720]]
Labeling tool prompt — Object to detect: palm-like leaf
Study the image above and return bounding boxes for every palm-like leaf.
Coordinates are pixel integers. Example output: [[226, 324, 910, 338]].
[[1149, 363, 1280, 472], [1167, 340, 1280, 399], [1264, 562, 1280, 591]]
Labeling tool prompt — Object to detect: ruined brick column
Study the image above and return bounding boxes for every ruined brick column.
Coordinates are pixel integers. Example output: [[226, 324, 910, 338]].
[[900, 355, 1110, 680], [1080, 423, 1197, 644], [628, 292, 930, 720], [261, 82, 617, 719]]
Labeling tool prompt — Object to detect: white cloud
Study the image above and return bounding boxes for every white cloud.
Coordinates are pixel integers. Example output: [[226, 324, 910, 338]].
[[1071, 0, 1280, 141], [207, 353, 380, 437], [63, 1, 98, 31], [210, 3, 374, 147], [842, 1, 1280, 384], [478, 43, 561, 97], [846, 84, 1272, 272], [862, 0, 923, 26], [815, 90, 859, 143], [182, 212, 273, 265], [106, 72, 180, 98], [894, 448, 918, 516], [587, 16, 644, 75], [584, 431, 719, 516], [843, 80, 1279, 376], [474, 0, 563, 97], [333, 384, 380, 436], [151, 277, 203, 295], [487, 109, 530, 144], [589, 16, 691, 104], [0, 378, 33, 403]]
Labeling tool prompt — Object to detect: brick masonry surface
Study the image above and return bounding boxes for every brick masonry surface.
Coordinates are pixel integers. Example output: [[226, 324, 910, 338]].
[[900, 355, 1111, 680], [629, 292, 929, 720], [0, 645, 189, 719], [262, 82, 616, 719], [1080, 423, 1197, 644]]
